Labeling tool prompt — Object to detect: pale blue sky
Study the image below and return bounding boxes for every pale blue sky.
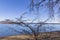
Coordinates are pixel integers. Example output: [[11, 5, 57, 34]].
[[0, 0, 59, 23], [0, 0, 30, 21]]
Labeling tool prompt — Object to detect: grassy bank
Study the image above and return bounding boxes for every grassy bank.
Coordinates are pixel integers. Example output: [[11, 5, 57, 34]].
[[0, 31, 60, 40]]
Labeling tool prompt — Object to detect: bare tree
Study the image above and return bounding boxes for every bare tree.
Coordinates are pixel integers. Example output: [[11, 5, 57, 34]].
[[6, 0, 60, 40]]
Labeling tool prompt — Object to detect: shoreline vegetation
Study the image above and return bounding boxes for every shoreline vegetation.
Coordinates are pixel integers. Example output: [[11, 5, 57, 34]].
[[0, 31, 60, 40]]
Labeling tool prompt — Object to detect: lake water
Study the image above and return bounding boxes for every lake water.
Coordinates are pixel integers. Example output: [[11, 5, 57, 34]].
[[0, 24, 60, 37]]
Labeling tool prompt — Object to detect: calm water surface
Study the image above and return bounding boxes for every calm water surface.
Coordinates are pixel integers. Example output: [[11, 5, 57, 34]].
[[0, 24, 60, 37]]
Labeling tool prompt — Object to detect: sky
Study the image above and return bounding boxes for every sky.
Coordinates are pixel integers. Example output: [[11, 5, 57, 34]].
[[0, 0, 30, 21], [0, 0, 59, 23]]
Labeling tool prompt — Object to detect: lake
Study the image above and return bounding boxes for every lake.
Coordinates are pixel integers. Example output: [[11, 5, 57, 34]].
[[0, 24, 60, 37]]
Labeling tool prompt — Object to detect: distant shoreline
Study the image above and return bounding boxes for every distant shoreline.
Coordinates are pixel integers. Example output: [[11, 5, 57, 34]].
[[0, 21, 60, 25]]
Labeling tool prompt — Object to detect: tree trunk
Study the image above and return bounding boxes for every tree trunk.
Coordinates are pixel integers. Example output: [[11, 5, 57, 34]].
[[34, 35, 38, 40], [35, 37, 38, 40]]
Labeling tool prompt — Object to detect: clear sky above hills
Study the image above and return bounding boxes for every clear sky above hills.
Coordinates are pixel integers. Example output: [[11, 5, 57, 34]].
[[0, 0, 59, 23], [0, 0, 30, 21]]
